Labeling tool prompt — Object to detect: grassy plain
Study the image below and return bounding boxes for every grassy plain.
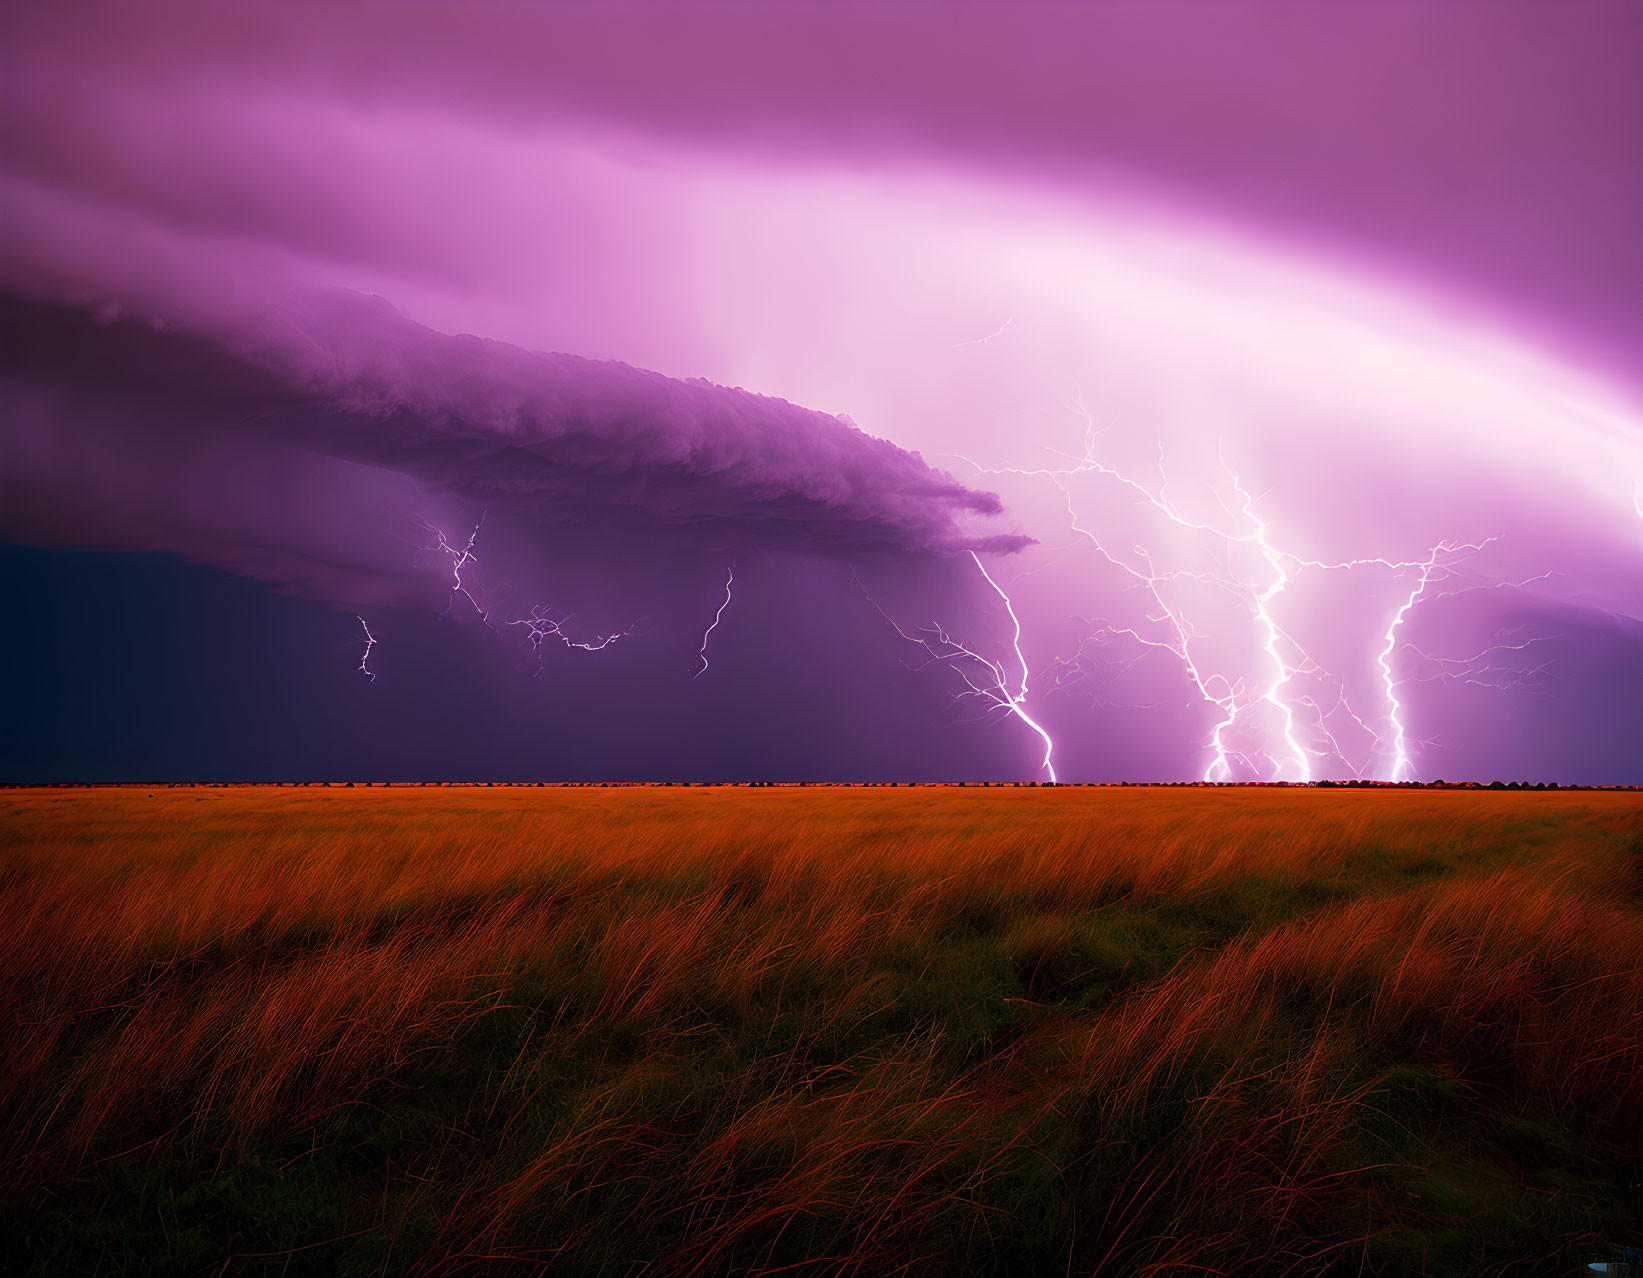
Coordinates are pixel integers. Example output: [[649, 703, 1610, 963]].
[[2, 784, 1640, 1275]]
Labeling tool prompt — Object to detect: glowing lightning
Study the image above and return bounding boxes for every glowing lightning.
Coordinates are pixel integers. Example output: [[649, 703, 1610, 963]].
[[1226, 465, 1311, 782], [1045, 475, 1244, 780], [856, 560, 1057, 782], [356, 615, 376, 682], [415, 513, 641, 678], [954, 396, 1518, 782], [1403, 633, 1559, 694], [425, 514, 492, 625], [1369, 545, 1439, 781], [694, 565, 735, 679], [969, 553, 1057, 779], [969, 552, 1030, 702], [507, 606, 633, 678]]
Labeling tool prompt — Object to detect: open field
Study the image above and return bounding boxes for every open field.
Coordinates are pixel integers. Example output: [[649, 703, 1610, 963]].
[[3, 786, 1641, 1276]]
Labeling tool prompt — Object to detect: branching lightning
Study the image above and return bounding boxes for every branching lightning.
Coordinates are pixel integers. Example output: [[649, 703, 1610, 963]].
[[425, 514, 493, 626], [381, 406, 1583, 783], [1375, 545, 1445, 782], [855, 558, 1057, 781], [1224, 465, 1310, 781], [1402, 633, 1559, 694], [415, 513, 635, 678], [508, 605, 633, 677], [951, 394, 1543, 782], [356, 615, 377, 682], [694, 565, 735, 679]]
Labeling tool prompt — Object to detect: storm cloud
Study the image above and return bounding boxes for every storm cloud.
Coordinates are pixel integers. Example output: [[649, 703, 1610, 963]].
[[1, 283, 1023, 594], [1, 162, 1026, 615], [2, 3, 1639, 782]]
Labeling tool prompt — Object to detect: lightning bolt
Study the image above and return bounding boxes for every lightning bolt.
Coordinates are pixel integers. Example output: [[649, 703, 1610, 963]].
[[1042, 476, 1243, 780], [415, 513, 638, 678], [1402, 633, 1559, 693], [855, 559, 1057, 782], [1375, 545, 1446, 783], [952, 395, 1522, 782], [507, 606, 632, 678], [969, 553, 1030, 702], [356, 615, 376, 682], [958, 316, 1015, 347], [693, 565, 735, 679], [1225, 465, 1310, 781], [425, 514, 493, 626], [1375, 565, 1570, 777], [969, 552, 1057, 780]]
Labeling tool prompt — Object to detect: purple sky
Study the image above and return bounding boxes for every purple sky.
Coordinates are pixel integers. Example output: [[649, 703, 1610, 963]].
[[3, 3, 1640, 782]]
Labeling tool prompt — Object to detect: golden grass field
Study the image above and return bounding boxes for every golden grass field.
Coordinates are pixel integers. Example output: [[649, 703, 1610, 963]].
[[3, 784, 1641, 1275]]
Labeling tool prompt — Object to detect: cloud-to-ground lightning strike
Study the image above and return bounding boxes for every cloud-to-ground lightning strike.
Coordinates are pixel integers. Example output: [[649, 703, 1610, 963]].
[[1223, 467, 1311, 781], [953, 399, 1531, 782], [399, 433, 1564, 781], [356, 615, 377, 682], [693, 565, 735, 679], [1376, 545, 1446, 782], [969, 552, 1031, 705], [967, 553, 1058, 780], [855, 560, 1058, 781]]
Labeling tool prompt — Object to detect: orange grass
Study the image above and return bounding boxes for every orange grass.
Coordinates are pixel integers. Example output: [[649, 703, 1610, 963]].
[[2, 785, 1640, 1275]]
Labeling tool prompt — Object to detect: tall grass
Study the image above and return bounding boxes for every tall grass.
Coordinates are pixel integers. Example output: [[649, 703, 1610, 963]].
[[2, 786, 1639, 1274]]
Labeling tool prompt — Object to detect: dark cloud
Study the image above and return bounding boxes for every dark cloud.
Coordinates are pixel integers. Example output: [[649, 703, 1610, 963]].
[[0, 288, 1027, 607], [1, 3, 1634, 784]]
